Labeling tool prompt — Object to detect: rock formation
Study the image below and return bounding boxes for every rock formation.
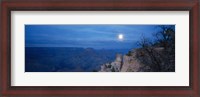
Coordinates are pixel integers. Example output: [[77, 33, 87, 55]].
[[99, 49, 145, 72], [99, 54, 122, 72], [98, 45, 175, 72]]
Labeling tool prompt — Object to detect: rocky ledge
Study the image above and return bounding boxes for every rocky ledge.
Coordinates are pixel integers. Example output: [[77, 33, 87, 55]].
[[99, 49, 149, 72]]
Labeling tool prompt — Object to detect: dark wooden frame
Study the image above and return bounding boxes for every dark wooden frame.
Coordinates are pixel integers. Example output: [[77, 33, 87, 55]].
[[0, 0, 199, 97]]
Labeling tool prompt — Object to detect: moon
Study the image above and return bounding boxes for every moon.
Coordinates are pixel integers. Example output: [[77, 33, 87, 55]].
[[118, 34, 124, 40]]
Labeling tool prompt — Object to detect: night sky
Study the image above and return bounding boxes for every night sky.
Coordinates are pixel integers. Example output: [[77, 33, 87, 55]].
[[25, 25, 171, 49]]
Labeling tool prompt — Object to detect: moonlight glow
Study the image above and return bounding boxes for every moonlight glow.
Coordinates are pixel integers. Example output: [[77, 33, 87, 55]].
[[118, 34, 124, 40]]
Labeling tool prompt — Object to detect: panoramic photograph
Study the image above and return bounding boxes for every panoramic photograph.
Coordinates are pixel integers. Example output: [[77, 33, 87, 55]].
[[25, 25, 175, 72]]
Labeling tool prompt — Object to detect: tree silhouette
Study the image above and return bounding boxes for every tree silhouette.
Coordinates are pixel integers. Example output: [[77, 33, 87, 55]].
[[136, 25, 175, 72]]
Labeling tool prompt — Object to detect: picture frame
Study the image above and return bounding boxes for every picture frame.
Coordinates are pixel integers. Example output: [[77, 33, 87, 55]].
[[0, 0, 199, 96]]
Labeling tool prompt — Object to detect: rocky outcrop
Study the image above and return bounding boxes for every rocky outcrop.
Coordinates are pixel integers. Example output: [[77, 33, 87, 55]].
[[99, 49, 145, 72], [99, 54, 122, 72], [121, 53, 143, 72]]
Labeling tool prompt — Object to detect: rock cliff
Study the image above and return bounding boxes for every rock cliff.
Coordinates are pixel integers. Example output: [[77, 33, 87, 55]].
[[99, 49, 146, 72]]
